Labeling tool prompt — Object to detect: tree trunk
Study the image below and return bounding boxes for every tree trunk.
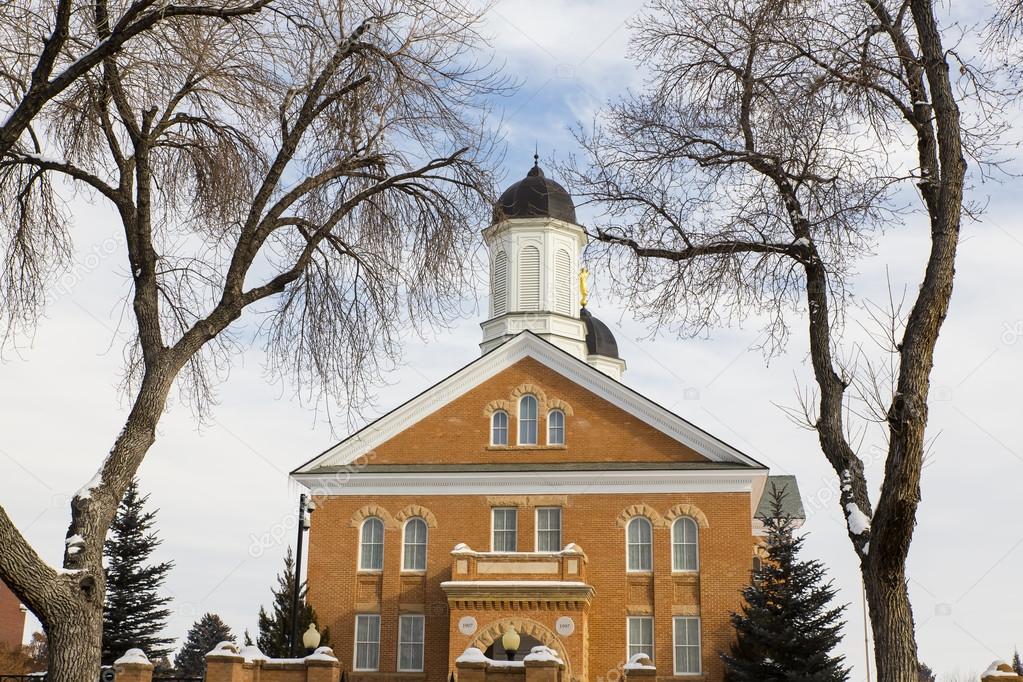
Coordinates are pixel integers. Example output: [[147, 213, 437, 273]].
[[46, 590, 104, 682], [864, 562, 919, 682]]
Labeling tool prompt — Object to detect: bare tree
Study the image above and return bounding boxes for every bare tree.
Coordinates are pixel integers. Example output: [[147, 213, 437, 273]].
[[0, 0, 502, 678], [563, 1, 1005, 681], [0, 0, 274, 158]]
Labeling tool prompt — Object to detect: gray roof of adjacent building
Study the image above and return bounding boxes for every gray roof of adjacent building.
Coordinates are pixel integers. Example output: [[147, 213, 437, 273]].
[[755, 475, 806, 520]]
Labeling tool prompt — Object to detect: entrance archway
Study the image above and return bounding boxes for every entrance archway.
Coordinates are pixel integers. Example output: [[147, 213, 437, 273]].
[[469, 617, 571, 679]]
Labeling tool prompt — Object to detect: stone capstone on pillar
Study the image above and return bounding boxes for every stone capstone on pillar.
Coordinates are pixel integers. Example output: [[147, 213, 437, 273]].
[[622, 653, 655, 682], [981, 661, 1023, 682]]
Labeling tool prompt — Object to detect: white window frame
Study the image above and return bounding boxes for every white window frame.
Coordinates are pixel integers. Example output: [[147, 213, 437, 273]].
[[491, 410, 509, 446], [626, 516, 653, 572], [627, 616, 654, 661], [672, 616, 702, 675], [518, 395, 538, 445], [492, 507, 518, 551], [671, 517, 699, 572], [547, 409, 565, 445], [353, 614, 381, 671], [535, 507, 562, 552], [401, 517, 428, 572], [358, 517, 384, 572], [397, 614, 426, 672]]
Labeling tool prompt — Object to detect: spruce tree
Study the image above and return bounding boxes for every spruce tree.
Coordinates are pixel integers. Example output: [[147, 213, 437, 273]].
[[1012, 650, 1022, 675], [102, 479, 174, 664], [256, 547, 329, 656], [918, 662, 936, 681], [721, 484, 849, 682], [174, 613, 234, 676]]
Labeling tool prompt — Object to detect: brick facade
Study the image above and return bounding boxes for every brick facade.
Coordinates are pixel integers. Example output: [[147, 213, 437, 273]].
[[0, 580, 25, 650], [301, 358, 769, 682]]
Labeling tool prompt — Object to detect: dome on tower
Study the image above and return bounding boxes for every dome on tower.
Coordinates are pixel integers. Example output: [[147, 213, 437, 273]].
[[493, 157, 577, 225], [580, 307, 619, 359]]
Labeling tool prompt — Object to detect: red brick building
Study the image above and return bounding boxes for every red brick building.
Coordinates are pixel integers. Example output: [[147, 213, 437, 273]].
[[0, 580, 26, 651], [292, 161, 803, 682]]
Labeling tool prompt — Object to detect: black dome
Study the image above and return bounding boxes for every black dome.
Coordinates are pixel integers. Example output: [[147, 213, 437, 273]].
[[580, 307, 619, 359], [493, 158, 577, 225]]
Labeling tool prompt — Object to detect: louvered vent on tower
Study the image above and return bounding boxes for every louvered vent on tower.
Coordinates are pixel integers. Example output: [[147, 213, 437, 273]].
[[519, 246, 540, 310], [555, 248, 572, 315], [492, 251, 508, 315]]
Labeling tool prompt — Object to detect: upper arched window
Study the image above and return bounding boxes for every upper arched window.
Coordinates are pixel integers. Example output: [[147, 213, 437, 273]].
[[672, 517, 699, 572], [359, 517, 384, 570], [492, 251, 508, 316], [518, 395, 538, 445], [491, 410, 509, 446], [547, 409, 565, 445], [519, 246, 540, 310], [402, 517, 428, 571], [554, 249, 572, 315], [627, 517, 653, 571]]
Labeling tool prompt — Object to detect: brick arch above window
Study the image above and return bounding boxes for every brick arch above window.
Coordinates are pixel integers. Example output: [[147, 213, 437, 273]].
[[664, 503, 710, 529], [509, 383, 549, 412], [349, 504, 399, 530], [545, 397, 574, 416], [482, 399, 512, 417], [394, 505, 438, 528], [615, 503, 667, 528]]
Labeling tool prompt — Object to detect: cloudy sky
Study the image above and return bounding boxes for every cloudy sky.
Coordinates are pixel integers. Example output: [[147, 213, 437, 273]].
[[2, 0, 1021, 678]]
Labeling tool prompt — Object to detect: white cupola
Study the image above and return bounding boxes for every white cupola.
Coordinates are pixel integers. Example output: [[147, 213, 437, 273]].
[[480, 157, 626, 380]]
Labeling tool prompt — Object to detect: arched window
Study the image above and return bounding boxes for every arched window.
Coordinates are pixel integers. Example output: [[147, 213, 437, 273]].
[[492, 251, 508, 316], [519, 246, 540, 310], [554, 249, 572, 315], [359, 517, 384, 570], [518, 395, 538, 445], [491, 410, 509, 446], [627, 517, 653, 571], [402, 518, 428, 571], [547, 409, 565, 445], [672, 517, 699, 572]]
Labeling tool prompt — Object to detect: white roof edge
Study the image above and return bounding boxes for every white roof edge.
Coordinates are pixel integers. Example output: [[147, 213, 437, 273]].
[[293, 332, 767, 474]]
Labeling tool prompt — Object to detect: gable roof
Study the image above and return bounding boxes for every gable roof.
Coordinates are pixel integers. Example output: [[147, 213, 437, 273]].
[[292, 331, 767, 475]]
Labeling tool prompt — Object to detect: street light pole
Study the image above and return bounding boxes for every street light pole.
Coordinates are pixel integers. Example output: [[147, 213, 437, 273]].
[[289, 493, 309, 657]]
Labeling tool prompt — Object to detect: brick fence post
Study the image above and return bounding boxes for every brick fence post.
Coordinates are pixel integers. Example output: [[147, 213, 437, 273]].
[[305, 647, 341, 682], [113, 649, 153, 682], [622, 654, 655, 682], [524, 657, 562, 682], [205, 641, 247, 682], [982, 662, 1023, 682], [455, 659, 487, 682]]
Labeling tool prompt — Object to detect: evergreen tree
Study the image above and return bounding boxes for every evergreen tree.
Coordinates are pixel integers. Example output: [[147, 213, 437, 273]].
[[174, 613, 234, 676], [918, 662, 936, 681], [101, 479, 174, 664], [255, 547, 329, 656], [721, 484, 849, 682], [1012, 650, 1022, 675]]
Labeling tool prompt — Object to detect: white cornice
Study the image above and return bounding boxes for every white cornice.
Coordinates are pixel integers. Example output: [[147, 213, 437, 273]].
[[292, 333, 766, 474], [292, 468, 766, 499]]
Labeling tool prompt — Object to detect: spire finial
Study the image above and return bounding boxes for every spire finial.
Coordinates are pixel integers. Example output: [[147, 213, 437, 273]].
[[579, 267, 590, 308], [533, 142, 539, 168]]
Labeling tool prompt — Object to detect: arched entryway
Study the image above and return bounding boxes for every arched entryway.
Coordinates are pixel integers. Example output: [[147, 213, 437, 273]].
[[469, 617, 571, 679]]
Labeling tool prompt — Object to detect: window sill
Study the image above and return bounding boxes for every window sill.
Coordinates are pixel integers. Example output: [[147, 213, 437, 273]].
[[357, 570, 383, 575], [671, 570, 700, 576], [400, 570, 427, 576]]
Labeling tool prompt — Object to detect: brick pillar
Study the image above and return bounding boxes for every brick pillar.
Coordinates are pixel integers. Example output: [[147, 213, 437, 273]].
[[305, 648, 341, 682], [524, 658, 562, 682], [455, 659, 487, 682], [622, 654, 655, 682], [982, 662, 1023, 682], [205, 642, 247, 682], [113, 649, 153, 682]]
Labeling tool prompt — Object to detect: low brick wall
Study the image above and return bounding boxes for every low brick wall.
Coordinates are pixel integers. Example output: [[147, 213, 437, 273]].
[[111, 643, 341, 682]]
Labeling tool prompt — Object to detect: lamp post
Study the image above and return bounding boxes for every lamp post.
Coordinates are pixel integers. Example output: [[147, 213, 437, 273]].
[[289, 493, 315, 656], [303, 622, 322, 655], [501, 626, 520, 661]]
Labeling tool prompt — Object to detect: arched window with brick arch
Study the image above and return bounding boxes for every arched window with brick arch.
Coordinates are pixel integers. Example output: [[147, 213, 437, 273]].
[[671, 517, 699, 571], [518, 395, 538, 445], [402, 517, 428, 571], [491, 410, 509, 446], [359, 517, 384, 570], [626, 516, 653, 571]]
